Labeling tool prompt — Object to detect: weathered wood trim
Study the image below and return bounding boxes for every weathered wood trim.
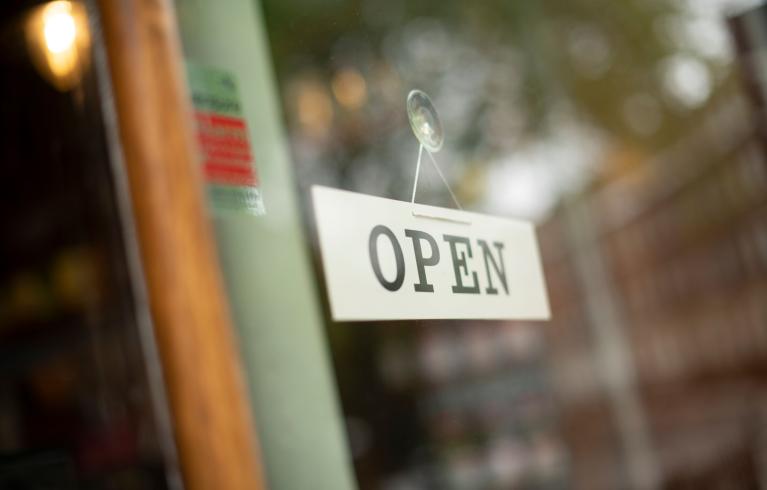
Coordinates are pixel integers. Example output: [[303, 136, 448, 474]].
[[96, 0, 265, 488]]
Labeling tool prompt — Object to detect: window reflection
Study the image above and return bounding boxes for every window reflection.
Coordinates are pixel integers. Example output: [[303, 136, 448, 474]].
[[263, 0, 767, 488]]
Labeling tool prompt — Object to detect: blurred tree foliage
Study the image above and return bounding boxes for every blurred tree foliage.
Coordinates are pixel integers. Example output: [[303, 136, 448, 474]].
[[260, 0, 734, 197]]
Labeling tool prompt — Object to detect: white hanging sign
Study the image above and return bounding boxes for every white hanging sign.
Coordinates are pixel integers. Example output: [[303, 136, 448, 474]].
[[312, 186, 550, 321]]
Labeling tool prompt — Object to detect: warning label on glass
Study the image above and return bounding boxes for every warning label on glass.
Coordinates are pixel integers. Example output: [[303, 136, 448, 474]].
[[186, 61, 266, 215]]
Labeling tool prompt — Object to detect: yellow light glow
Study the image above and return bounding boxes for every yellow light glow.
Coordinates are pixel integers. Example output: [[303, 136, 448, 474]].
[[331, 68, 367, 110], [43, 3, 77, 54], [26, 1, 90, 91], [296, 81, 333, 138]]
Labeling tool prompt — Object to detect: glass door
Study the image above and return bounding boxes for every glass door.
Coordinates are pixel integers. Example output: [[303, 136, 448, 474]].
[[171, 0, 767, 489]]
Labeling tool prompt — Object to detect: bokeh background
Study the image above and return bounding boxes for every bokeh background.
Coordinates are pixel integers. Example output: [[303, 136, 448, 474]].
[[259, 0, 767, 488]]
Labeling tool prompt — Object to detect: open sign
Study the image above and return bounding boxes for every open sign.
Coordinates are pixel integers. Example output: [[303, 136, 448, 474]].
[[312, 186, 550, 321], [368, 225, 510, 296]]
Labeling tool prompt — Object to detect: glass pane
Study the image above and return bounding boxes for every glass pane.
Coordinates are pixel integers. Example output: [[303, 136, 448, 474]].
[[251, 0, 767, 488], [0, 2, 176, 487], [166, 0, 767, 487]]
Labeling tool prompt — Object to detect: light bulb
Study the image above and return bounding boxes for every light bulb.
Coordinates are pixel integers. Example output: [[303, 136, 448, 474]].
[[43, 3, 76, 54]]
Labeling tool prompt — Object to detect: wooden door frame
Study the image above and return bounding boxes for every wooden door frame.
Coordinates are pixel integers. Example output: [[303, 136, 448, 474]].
[[95, 0, 265, 488]]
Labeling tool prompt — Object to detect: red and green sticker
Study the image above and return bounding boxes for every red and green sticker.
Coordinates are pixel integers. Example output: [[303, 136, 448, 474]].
[[186, 62, 266, 215]]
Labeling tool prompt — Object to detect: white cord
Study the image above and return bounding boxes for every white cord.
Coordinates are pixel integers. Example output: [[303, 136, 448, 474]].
[[411, 144, 424, 205], [424, 148, 463, 210]]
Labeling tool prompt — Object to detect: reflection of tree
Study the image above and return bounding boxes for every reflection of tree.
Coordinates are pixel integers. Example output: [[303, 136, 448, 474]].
[[257, 3, 748, 487], [262, 0, 732, 212], [543, 0, 729, 147]]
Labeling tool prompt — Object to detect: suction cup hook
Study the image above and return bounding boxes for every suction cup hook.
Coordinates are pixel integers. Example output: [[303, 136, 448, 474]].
[[407, 89, 444, 153]]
